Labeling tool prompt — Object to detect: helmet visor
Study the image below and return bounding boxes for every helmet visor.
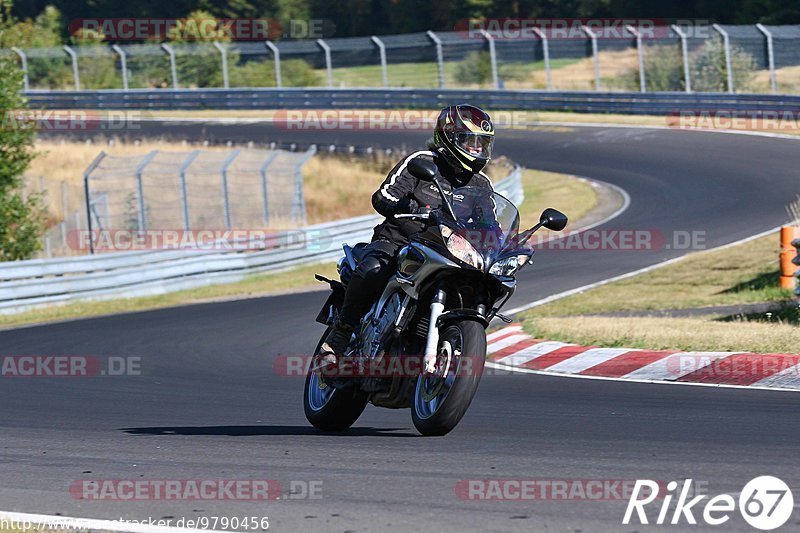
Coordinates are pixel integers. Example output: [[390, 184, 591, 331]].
[[454, 132, 494, 159]]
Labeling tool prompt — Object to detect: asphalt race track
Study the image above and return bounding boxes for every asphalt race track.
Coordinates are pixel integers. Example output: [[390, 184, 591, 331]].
[[2, 123, 799, 532]]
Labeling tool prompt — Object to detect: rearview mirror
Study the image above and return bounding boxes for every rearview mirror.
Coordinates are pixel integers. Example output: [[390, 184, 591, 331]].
[[539, 208, 568, 231], [407, 158, 437, 182]]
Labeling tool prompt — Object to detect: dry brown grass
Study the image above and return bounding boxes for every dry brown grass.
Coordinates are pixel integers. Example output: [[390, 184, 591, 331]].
[[505, 49, 641, 91], [527, 315, 800, 354]]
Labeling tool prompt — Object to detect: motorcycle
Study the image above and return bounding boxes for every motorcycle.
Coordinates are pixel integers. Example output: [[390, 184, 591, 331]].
[[304, 158, 568, 436]]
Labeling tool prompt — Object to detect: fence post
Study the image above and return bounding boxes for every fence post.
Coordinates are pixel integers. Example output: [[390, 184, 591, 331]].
[[755, 24, 777, 94], [479, 29, 499, 88], [60, 180, 69, 248], [134, 151, 158, 232], [63, 45, 80, 90], [427, 31, 445, 88], [626, 25, 646, 93], [671, 25, 692, 93], [530, 27, 551, 90], [265, 41, 282, 88], [220, 149, 240, 229], [581, 25, 601, 91], [11, 47, 29, 91], [370, 35, 389, 87], [712, 24, 734, 93], [213, 42, 229, 89], [178, 150, 200, 231], [292, 145, 316, 224], [317, 39, 333, 88], [161, 43, 178, 89], [83, 151, 107, 254], [259, 151, 280, 225], [111, 44, 128, 91]]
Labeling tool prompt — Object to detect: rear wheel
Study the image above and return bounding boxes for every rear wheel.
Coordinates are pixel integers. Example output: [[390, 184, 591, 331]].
[[411, 320, 486, 436], [303, 327, 368, 431]]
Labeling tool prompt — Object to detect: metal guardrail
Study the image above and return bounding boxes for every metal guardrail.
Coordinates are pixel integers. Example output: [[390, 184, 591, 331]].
[[24, 88, 800, 115], [0, 167, 522, 314]]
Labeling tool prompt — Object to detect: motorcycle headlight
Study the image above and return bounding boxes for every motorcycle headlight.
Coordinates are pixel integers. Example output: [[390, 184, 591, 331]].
[[489, 255, 531, 276], [440, 226, 483, 270]]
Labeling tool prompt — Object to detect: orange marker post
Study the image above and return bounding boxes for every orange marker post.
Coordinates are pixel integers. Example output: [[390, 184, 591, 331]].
[[779, 226, 800, 290]]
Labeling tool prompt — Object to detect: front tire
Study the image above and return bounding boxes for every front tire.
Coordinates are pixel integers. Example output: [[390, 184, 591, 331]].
[[411, 320, 486, 436], [303, 327, 368, 431]]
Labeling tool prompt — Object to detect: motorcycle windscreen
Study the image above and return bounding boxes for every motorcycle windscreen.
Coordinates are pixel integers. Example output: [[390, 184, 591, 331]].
[[450, 186, 520, 265]]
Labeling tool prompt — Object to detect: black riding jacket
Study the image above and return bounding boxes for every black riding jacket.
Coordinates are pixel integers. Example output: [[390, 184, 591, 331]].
[[371, 150, 493, 244]]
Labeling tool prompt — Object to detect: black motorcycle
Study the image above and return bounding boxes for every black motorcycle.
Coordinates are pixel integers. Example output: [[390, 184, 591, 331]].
[[304, 159, 568, 436]]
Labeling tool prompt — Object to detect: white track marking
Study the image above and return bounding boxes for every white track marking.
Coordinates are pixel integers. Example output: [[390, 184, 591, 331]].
[[485, 361, 800, 393], [754, 363, 800, 389], [545, 348, 633, 374], [486, 325, 522, 341], [486, 334, 533, 353], [623, 351, 739, 381], [494, 341, 572, 366], [0, 510, 225, 533]]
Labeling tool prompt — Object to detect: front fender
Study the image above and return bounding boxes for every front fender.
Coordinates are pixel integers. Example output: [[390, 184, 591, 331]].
[[435, 308, 490, 329]]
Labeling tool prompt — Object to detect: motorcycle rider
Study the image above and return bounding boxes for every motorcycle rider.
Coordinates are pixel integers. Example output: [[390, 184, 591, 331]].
[[317, 104, 497, 368]]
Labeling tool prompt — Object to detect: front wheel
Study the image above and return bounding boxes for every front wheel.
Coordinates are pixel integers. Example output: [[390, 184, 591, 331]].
[[303, 327, 368, 431], [411, 320, 486, 436]]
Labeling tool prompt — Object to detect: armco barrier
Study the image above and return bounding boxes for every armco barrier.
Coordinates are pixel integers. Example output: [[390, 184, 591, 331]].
[[0, 167, 522, 314], [24, 88, 800, 115]]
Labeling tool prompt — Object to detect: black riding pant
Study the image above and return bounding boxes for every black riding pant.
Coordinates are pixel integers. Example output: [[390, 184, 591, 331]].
[[339, 239, 402, 327]]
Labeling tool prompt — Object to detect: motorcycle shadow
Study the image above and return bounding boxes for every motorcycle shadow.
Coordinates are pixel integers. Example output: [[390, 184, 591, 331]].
[[119, 425, 418, 437]]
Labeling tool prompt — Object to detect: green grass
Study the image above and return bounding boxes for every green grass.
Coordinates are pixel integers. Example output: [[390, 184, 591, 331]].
[[520, 233, 800, 353]]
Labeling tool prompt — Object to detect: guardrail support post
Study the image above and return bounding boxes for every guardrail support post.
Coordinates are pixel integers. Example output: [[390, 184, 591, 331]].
[[178, 150, 200, 231], [265, 41, 282, 88], [11, 47, 29, 91], [756, 24, 777, 94], [213, 42, 229, 89], [220, 149, 240, 229], [111, 44, 128, 91], [134, 151, 158, 232], [671, 25, 692, 93], [627, 25, 646, 92], [317, 39, 333, 88], [370, 35, 389, 87], [63, 45, 80, 90], [582, 25, 601, 91], [60, 180, 68, 248], [427, 31, 445, 88], [259, 151, 279, 225], [292, 146, 316, 224], [712, 24, 734, 93], [479, 29, 499, 89], [83, 151, 107, 254], [530, 27, 552, 90], [161, 43, 178, 89]]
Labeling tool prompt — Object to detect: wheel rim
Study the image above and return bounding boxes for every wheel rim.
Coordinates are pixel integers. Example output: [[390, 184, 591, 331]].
[[414, 325, 463, 420], [307, 369, 335, 411]]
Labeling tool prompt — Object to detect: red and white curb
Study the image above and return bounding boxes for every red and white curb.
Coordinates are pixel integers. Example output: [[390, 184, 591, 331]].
[[486, 324, 800, 392]]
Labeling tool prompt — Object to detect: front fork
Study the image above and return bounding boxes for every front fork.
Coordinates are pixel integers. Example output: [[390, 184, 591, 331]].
[[423, 290, 447, 374]]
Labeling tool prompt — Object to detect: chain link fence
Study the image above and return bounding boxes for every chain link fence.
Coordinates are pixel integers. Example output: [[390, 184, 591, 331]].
[[85, 147, 314, 237], [6, 25, 800, 94]]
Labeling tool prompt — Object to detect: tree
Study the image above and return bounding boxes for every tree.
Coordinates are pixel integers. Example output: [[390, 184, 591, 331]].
[[0, 2, 45, 261]]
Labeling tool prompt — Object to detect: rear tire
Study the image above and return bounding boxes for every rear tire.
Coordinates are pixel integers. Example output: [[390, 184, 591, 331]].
[[411, 320, 486, 436], [303, 327, 368, 431]]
